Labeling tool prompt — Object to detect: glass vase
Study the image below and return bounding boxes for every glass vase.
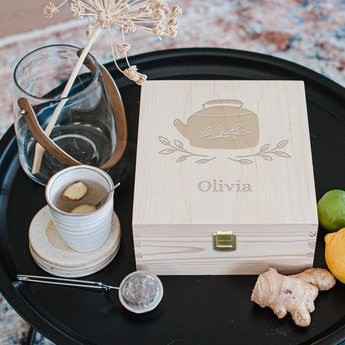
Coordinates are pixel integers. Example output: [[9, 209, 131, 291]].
[[13, 44, 116, 185]]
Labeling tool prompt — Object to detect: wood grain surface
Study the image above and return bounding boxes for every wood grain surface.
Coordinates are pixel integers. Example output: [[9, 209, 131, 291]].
[[133, 80, 318, 275]]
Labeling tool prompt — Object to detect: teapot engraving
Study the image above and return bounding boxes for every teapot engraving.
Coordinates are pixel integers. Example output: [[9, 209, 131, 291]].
[[173, 100, 259, 149]]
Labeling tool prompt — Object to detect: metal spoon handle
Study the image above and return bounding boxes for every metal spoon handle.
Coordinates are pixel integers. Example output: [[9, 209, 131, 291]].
[[17, 274, 119, 291], [95, 182, 120, 208]]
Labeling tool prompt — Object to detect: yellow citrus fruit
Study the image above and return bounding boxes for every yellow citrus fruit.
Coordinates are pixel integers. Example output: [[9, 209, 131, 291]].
[[317, 189, 345, 232], [325, 228, 345, 283]]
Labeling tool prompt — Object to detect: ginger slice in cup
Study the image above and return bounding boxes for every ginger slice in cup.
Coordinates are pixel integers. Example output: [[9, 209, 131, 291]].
[[71, 204, 96, 214], [63, 181, 88, 201]]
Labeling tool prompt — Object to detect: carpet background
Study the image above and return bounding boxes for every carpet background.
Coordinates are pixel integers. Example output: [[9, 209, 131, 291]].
[[1, 0, 345, 344]]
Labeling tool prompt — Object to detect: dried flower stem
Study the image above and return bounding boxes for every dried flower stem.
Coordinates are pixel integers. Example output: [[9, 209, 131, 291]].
[[37, 0, 181, 173], [31, 26, 103, 174], [43, 0, 181, 82]]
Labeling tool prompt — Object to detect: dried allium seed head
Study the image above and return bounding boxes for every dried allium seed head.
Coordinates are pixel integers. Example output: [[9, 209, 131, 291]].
[[123, 20, 136, 33], [123, 65, 140, 81], [43, 0, 182, 85], [96, 9, 112, 28], [152, 8, 166, 20], [139, 5, 152, 15], [166, 18, 178, 37], [157, 2, 170, 14], [115, 41, 131, 55], [136, 73, 148, 85], [123, 67, 147, 85], [70, 0, 85, 19], [98, 9, 112, 21], [168, 18, 178, 27], [170, 5, 182, 18], [152, 22, 166, 38], [165, 27, 177, 38], [149, 0, 164, 6], [86, 24, 94, 38], [43, 2, 60, 18]]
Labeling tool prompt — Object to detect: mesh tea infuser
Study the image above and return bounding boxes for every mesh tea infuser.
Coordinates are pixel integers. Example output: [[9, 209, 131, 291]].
[[17, 271, 163, 314]]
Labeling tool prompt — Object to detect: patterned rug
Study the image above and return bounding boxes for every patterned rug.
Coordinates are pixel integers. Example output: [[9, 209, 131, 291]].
[[1, 0, 345, 344]]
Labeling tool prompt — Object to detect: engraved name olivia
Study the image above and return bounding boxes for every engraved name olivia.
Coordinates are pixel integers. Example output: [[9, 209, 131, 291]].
[[198, 180, 252, 193]]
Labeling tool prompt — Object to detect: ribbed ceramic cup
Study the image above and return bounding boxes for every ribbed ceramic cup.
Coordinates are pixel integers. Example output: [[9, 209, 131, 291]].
[[45, 165, 114, 252]]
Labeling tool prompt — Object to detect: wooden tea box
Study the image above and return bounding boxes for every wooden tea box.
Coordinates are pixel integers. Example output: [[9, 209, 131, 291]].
[[132, 80, 318, 275]]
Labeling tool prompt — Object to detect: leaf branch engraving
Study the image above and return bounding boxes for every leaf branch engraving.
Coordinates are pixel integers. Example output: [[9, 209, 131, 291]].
[[228, 157, 254, 164], [158, 136, 216, 164], [202, 124, 249, 141], [228, 140, 291, 164]]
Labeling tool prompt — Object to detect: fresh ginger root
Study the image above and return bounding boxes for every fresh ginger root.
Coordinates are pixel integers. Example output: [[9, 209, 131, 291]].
[[251, 268, 336, 327], [63, 181, 88, 201], [291, 268, 336, 291]]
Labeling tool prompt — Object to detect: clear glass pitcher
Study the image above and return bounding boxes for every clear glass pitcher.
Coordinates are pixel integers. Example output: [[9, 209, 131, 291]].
[[13, 44, 126, 185]]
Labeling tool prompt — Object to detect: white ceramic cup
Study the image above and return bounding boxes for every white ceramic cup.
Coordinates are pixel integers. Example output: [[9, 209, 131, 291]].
[[45, 165, 114, 252]]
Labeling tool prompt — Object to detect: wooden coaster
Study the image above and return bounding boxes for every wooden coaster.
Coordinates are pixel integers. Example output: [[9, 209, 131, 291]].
[[29, 206, 121, 277], [29, 241, 120, 272], [30, 244, 120, 278]]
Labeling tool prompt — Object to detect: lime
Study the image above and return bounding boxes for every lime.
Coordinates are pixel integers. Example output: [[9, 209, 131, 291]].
[[318, 189, 345, 232]]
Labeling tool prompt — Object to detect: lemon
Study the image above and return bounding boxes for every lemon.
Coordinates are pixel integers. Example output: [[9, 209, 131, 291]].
[[325, 228, 345, 283], [317, 189, 345, 232]]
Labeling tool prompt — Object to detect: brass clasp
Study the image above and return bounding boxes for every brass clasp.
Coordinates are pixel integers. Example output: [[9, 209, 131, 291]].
[[213, 231, 237, 251]]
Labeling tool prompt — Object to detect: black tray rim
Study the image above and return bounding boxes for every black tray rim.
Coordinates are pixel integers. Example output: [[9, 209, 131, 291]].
[[109, 47, 345, 96]]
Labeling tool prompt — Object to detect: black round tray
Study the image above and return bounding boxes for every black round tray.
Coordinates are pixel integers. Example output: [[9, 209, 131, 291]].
[[1, 48, 345, 345]]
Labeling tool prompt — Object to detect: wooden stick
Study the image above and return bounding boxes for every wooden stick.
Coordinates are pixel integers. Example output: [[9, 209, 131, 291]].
[[32, 26, 103, 175]]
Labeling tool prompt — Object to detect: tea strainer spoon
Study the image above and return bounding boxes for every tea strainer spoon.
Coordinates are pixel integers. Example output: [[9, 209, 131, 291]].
[[95, 182, 120, 209], [17, 271, 163, 314]]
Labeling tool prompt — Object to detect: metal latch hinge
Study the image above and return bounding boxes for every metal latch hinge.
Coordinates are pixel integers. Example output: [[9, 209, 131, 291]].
[[213, 231, 237, 251]]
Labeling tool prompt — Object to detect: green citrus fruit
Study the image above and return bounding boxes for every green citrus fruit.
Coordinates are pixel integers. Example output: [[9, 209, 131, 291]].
[[318, 189, 345, 232]]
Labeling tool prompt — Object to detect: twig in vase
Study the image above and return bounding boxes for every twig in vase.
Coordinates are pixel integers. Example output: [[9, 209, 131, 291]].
[[31, 26, 102, 174], [33, 0, 182, 174]]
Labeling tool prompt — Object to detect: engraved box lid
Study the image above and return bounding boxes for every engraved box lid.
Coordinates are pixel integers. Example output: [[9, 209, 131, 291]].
[[133, 80, 317, 228], [132, 80, 318, 275]]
